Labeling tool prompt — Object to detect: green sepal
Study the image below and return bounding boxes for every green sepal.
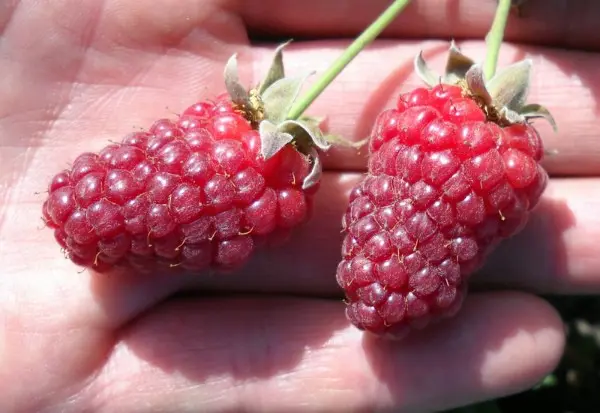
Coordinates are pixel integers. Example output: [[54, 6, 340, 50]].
[[485, 59, 532, 112], [261, 72, 315, 125], [221, 41, 345, 191], [520, 103, 558, 132], [257, 40, 291, 94], [444, 40, 476, 84], [414, 42, 558, 132]]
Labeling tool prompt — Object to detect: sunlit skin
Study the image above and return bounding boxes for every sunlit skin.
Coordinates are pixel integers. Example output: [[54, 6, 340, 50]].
[[1, 1, 600, 412]]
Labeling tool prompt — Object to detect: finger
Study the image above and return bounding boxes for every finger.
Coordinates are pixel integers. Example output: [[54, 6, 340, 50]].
[[5, 173, 600, 329], [181, 174, 600, 296], [476, 176, 599, 294], [7, 11, 598, 334], [75, 292, 563, 413], [241, 0, 600, 51], [251, 40, 600, 176], [8, 171, 597, 338]]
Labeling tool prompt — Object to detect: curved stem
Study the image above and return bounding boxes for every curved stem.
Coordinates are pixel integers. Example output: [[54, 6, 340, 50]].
[[483, 0, 512, 80], [286, 0, 412, 120]]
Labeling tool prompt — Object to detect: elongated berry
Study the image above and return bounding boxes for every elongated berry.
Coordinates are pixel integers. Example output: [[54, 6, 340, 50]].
[[43, 45, 331, 274], [337, 44, 555, 339]]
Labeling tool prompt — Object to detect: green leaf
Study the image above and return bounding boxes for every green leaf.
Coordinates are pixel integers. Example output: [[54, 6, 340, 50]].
[[498, 106, 525, 124], [533, 373, 558, 389], [298, 115, 326, 129], [279, 119, 331, 151], [465, 64, 493, 105], [325, 133, 369, 149]]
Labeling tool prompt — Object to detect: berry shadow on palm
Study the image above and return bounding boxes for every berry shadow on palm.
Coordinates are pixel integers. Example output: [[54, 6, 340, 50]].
[[361, 291, 559, 412], [86, 172, 352, 381], [528, 45, 600, 177], [475, 194, 576, 293], [114, 294, 349, 383], [86, 172, 349, 304]]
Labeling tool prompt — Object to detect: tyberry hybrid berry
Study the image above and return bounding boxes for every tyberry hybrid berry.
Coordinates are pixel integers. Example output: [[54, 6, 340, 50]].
[[42, 44, 333, 273], [336, 42, 556, 339]]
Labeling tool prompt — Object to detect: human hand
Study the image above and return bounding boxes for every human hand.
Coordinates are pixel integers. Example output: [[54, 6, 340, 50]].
[[1, 0, 599, 411]]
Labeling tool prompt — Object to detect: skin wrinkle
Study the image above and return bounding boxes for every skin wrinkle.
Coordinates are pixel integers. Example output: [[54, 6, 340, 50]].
[[86, 346, 157, 412], [88, 305, 248, 412], [49, 0, 104, 54], [371, 294, 564, 412], [132, 298, 349, 411], [96, 307, 335, 412], [70, 294, 563, 413], [0, 274, 116, 411], [0, 3, 97, 201], [0, 174, 598, 334]]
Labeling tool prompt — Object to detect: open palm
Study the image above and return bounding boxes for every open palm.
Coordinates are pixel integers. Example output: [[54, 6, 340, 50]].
[[2, 1, 600, 412]]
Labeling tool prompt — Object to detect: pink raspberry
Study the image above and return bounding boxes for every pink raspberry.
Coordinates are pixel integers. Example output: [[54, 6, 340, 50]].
[[336, 43, 556, 339]]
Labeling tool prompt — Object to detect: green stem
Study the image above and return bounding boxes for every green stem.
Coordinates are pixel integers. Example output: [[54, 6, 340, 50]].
[[483, 0, 512, 80], [286, 0, 412, 120]]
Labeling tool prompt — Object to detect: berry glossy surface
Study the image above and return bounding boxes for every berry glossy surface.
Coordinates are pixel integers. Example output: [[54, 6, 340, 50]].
[[43, 100, 314, 272], [338, 85, 548, 339]]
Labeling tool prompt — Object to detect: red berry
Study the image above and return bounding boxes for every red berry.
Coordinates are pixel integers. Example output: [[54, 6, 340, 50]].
[[43, 99, 318, 273], [337, 83, 549, 339], [182, 101, 214, 118], [48, 170, 71, 192]]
